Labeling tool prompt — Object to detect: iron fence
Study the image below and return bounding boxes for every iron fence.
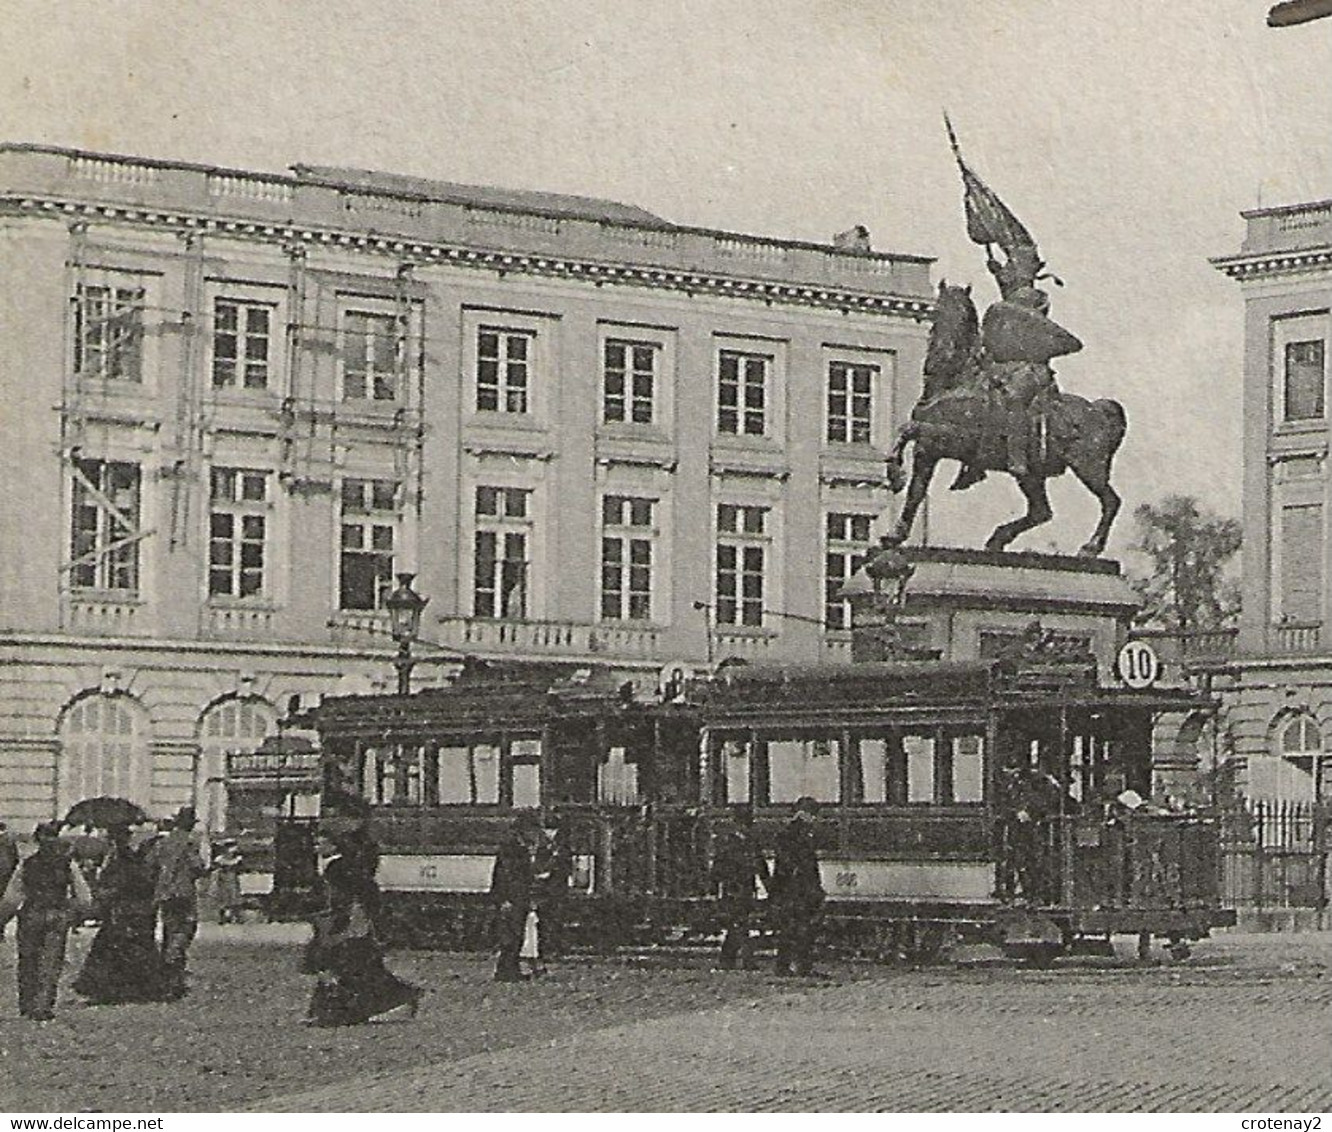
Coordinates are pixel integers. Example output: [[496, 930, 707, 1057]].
[[1220, 800, 1329, 921]]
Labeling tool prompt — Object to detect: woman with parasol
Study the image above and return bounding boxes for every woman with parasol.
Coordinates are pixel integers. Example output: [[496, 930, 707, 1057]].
[[73, 822, 173, 1004]]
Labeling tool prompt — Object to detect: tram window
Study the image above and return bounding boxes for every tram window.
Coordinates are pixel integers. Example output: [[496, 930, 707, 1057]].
[[512, 761, 541, 808], [904, 734, 935, 803], [474, 745, 500, 802], [435, 744, 501, 805], [858, 738, 889, 803], [951, 735, 984, 803], [1069, 735, 1086, 803], [721, 739, 750, 804], [365, 747, 393, 805], [597, 746, 640, 805], [767, 738, 841, 803]]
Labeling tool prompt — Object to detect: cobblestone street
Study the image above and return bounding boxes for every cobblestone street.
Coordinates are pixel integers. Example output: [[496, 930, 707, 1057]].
[[5, 926, 1332, 1112]]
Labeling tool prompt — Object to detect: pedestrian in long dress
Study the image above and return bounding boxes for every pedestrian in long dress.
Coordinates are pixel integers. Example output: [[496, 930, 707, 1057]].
[[147, 806, 208, 998], [489, 812, 541, 982], [305, 831, 422, 1026], [769, 797, 826, 977], [0, 822, 93, 1020], [210, 840, 244, 925], [74, 823, 172, 1004]]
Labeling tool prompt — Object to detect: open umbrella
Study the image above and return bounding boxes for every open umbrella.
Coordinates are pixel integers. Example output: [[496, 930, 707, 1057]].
[[64, 795, 148, 829]]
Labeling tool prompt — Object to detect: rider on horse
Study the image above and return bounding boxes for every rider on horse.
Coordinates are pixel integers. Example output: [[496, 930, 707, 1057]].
[[946, 235, 1078, 490]]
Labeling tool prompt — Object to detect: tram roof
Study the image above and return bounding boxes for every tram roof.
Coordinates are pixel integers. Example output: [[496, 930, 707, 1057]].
[[303, 658, 1212, 741]]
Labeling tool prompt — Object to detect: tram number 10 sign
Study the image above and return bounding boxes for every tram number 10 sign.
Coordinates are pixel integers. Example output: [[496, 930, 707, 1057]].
[[1116, 640, 1161, 689]]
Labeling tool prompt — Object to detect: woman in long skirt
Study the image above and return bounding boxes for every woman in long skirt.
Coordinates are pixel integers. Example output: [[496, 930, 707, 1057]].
[[74, 824, 172, 1004], [306, 831, 422, 1027]]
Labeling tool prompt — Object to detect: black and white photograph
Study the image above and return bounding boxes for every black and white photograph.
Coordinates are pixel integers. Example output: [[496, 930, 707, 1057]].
[[1, 0, 1331, 1117]]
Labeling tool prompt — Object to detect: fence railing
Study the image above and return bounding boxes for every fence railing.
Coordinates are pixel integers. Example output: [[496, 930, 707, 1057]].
[[1220, 799, 1328, 915]]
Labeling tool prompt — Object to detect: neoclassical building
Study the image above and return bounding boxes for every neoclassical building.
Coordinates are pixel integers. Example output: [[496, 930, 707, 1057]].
[[1214, 197, 1332, 800], [0, 143, 933, 831]]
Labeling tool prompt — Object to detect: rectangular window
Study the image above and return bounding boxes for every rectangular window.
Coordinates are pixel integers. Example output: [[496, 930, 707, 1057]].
[[825, 512, 875, 629], [601, 495, 654, 621], [340, 479, 398, 610], [209, 468, 269, 598], [827, 361, 877, 444], [951, 735, 985, 803], [212, 299, 273, 390], [474, 486, 531, 619], [69, 459, 141, 591], [509, 737, 542, 808], [717, 350, 769, 436], [720, 738, 751, 804], [476, 328, 533, 414], [1284, 340, 1325, 423], [905, 734, 936, 803], [342, 310, 401, 402], [716, 504, 768, 626], [1280, 503, 1323, 623], [767, 738, 842, 803], [603, 340, 657, 425], [436, 744, 501, 805], [74, 283, 144, 382]]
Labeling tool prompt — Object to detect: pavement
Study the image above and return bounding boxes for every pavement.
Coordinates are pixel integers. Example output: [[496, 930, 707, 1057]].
[[6, 926, 1332, 1112], [253, 931, 1332, 1113]]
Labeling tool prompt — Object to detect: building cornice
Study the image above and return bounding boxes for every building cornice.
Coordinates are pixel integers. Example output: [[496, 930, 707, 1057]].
[[0, 194, 934, 321], [1210, 246, 1332, 280]]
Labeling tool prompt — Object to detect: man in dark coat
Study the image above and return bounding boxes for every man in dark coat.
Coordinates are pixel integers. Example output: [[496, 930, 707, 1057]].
[[148, 806, 209, 998], [5, 822, 90, 1020], [489, 812, 541, 982], [534, 819, 573, 962], [710, 806, 769, 970], [769, 797, 826, 977]]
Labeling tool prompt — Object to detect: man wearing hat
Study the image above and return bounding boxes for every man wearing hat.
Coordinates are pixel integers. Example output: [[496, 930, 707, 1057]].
[[1, 822, 92, 1020], [148, 805, 209, 997], [769, 797, 826, 977], [489, 812, 542, 982], [710, 805, 769, 970]]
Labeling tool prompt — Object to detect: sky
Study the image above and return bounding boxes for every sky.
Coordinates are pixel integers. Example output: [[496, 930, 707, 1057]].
[[2, 0, 1329, 556]]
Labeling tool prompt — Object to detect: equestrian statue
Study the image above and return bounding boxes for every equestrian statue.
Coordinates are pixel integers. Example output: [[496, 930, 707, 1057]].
[[883, 119, 1126, 557]]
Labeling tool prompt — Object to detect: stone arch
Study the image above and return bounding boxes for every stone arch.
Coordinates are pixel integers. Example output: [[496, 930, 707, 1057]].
[[196, 695, 278, 833], [1254, 707, 1325, 802], [56, 690, 152, 817]]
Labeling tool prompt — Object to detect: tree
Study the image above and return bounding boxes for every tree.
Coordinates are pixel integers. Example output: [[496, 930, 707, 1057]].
[[1128, 495, 1242, 630]]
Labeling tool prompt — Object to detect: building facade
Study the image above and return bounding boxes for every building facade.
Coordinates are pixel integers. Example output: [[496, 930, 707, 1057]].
[[1215, 198, 1332, 800], [0, 143, 933, 831]]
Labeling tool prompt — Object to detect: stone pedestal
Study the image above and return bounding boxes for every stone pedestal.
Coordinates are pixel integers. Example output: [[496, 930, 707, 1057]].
[[856, 546, 1139, 680]]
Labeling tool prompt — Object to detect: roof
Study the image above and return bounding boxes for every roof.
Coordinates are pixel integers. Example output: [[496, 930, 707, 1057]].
[[311, 661, 641, 738], [291, 164, 670, 227]]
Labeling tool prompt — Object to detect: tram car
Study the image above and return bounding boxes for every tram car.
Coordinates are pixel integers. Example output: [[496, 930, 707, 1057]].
[[307, 654, 1235, 962]]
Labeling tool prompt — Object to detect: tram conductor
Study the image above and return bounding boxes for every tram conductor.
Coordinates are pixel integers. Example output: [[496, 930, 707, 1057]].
[[769, 796, 826, 976], [489, 811, 542, 982], [710, 806, 769, 970]]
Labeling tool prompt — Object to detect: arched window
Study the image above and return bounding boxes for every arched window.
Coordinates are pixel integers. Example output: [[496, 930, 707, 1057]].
[[1252, 713, 1323, 801], [58, 694, 150, 814], [199, 698, 276, 832]]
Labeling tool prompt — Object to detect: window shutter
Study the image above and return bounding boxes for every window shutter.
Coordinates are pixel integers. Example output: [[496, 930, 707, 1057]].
[[1281, 504, 1324, 622]]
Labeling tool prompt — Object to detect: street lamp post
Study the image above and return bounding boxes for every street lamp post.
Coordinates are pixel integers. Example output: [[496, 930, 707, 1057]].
[[384, 572, 429, 695]]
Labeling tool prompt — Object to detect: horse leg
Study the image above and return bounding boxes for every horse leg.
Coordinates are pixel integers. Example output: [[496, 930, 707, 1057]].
[[887, 447, 938, 545], [1069, 400, 1126, 557], [985, 474, 1053, 552], [883, 421, 920, 492], [1072, 469, 1120, 557]]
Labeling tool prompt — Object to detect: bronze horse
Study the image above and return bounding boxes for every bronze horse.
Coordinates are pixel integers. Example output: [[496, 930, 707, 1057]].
[[884, 283, 1126, 557]]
